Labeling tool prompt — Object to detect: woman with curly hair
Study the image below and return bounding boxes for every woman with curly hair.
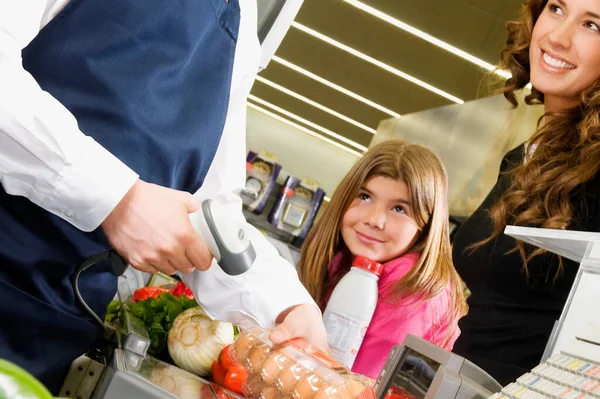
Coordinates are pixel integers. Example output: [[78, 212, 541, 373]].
[[452, 0, 600, 386]]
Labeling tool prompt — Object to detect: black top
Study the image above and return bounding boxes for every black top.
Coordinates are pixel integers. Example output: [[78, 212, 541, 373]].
[[452, 144, 600, 386]]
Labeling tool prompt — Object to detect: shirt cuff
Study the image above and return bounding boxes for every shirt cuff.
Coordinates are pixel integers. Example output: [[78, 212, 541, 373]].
[[241, 265, 318, 328], [41, 136, 139, 232]]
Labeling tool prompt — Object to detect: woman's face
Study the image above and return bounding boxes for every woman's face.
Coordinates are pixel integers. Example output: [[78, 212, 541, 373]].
[[529, 0, 600, 110], [341, 176, 420, 263]]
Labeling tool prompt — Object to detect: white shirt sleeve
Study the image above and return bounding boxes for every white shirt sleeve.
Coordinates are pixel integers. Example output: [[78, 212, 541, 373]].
[[179, 0, 317, 327], [0, 0, 138, 232]]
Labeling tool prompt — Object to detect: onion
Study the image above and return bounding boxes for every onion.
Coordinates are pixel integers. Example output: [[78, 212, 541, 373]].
[[167, 306, 235, 376], [149, 364, 205, 399]]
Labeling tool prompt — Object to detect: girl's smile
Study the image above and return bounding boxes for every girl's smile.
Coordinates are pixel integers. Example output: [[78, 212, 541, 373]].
[[341, 176, 420, 263]]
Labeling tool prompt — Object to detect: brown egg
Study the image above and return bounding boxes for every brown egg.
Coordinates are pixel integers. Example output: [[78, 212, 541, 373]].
[[337, 379, 369, 398], [248, 326, 271, 341], [314, 385, 344, 399], [260, 385, 280, 399], [292, 373, 323, 399], [233, 332, 257, 363], [313, 366, 346, 387], [261, 350, 294, 385], [245, 373, 265, 398], [247, 343, 272, 373], [276, 364, 309, 395]]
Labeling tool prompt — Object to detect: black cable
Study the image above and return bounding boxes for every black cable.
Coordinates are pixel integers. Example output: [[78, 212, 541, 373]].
[[74, 250, 125, 331]]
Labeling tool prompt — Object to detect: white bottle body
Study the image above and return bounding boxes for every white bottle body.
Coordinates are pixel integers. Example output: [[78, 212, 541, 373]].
[[323, 267, 379, 369]]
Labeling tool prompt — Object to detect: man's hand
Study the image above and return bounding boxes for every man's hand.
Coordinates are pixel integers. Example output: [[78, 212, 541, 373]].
[[269, 304, 330, 354], [101, 180, 212, 275]]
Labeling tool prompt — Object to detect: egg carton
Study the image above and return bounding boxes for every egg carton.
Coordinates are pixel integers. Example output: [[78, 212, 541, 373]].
[[229, 325, 376, 399]]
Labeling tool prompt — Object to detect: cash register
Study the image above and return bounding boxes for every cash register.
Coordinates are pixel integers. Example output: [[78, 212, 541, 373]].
[[374, 335, 502, 399], [486, 226, 600, 399]]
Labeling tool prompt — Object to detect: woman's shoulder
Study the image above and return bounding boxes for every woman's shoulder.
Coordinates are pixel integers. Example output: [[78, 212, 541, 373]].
[[500, 142, 526, 172]]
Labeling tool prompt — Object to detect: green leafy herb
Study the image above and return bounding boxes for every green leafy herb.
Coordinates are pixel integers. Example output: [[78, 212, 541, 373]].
[[105, 300, 122, 324], [105, 293, 198, 357], [130, 293, 198, 356]]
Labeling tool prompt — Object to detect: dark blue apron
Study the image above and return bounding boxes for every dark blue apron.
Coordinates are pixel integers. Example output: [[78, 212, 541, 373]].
[[0, 0, 240, 393]]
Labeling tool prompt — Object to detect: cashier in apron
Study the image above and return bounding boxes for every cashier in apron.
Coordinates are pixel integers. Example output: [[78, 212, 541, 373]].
[[0, 0, 321, 394]]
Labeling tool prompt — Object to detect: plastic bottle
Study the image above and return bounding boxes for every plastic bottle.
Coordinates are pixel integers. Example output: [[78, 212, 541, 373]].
[[323, 255, 383, 369]]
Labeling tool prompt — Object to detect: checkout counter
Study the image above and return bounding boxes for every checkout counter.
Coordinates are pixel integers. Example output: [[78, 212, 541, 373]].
[[57, 225, 600, 399], [58, 315, 500, 399], [486, 226, 600, 399], [58, 276, 243, 399]]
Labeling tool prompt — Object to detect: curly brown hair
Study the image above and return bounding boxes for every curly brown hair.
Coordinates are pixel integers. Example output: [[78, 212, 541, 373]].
[[479, 0, 600, 277]]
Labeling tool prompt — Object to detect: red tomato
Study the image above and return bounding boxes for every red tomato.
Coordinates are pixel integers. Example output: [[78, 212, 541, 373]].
[[218, 345, 241, 370], [132, 287, 169, 302], [212, 346, 248, 396], [210, 385, 232, 399], [385, 386, 420, 399], [170, 281, 194, 299], [201, 383, 231, 399], [211, 361, 228, 387], [222, 368, 247, 396]]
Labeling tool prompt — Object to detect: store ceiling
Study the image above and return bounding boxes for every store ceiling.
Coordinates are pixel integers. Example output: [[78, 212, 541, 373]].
[[249, 0, 524, 155]]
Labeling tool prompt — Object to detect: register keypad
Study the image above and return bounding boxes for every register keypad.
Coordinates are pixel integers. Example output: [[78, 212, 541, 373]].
[[488, 354, 600, 399]]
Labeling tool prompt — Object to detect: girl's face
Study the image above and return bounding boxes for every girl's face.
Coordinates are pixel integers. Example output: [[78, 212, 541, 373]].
[[530, 0, 600, 111], [341, 176, 420, 263]]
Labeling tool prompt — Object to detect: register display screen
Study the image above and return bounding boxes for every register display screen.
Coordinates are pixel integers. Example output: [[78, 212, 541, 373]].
[[384, 347, 440, 399]]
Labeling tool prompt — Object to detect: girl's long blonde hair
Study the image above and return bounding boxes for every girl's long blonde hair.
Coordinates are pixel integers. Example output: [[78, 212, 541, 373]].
[[297, 140, 468, 331], [474, 0, 600, 277]]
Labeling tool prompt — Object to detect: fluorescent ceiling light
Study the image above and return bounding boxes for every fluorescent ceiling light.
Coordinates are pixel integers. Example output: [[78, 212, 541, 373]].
[[256, 75, 377, 134], [248, 94, 367, 152], [272, 56, 401, 118], [343, 0, 512, 80], [291, 22, 464, 104], [247, 101, 364, 158]]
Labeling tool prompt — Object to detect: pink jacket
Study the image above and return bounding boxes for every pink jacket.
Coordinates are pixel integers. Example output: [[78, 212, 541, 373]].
[[324, 251, 461, 379]]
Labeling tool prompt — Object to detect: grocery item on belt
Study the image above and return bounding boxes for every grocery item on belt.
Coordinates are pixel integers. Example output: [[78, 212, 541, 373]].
[[168, 306, 235, 377], [220, 324, 376, 399], [0, 359, 53, 399], [140, 354, 241, 399], [211, 344, 248, 396], [106, 287, 199, 357], [323, 256, 382, 369]]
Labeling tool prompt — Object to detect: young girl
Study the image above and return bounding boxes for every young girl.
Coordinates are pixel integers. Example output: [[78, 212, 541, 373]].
[[297, 140, 468, 379]]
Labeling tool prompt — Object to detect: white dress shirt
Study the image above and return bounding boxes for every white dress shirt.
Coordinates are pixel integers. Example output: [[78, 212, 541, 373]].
[[0, 0, 315, 327]]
